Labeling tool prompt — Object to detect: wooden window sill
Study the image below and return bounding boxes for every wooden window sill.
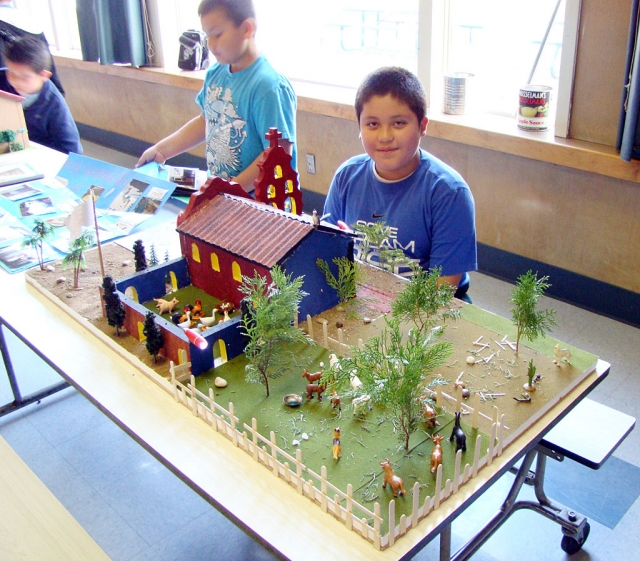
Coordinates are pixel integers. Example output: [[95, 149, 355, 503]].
[[55, 55, 640, 184]]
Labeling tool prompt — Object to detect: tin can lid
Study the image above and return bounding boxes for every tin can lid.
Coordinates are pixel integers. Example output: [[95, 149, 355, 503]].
[[520, 85, 552, 92]]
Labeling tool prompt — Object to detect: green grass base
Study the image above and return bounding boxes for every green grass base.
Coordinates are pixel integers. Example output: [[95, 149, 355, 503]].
[[193, 341, 490, 533]]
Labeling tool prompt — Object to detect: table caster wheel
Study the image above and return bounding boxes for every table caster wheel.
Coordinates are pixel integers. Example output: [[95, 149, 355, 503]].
[[561, 522, 590, 554]]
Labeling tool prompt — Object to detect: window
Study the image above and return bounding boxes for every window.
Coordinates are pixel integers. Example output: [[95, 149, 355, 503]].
[[156, 0, 579, 133], [191, 242, 200, 262], [25, 0, 579, 135], [232, 261, 242, 282], [444, 0, 566, 117], [210, 252, 220, 271], [18, 0, 82, 52]]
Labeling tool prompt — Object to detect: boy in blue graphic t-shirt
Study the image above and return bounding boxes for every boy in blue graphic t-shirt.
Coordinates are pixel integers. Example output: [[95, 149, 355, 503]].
[[137, 0, 296, 193], [323, 67, 477, 300]]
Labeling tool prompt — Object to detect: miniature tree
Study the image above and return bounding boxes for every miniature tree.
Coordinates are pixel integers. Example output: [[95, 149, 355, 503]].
[[324, 319, 452, 451], [316, 256, 364, 305], [0, 129, 23, 151], [239, 265, 309, 397], [391, 265, 460, 333], [510, 270, 557, 353], [133, 239, 147, 271], [143, 311, 163, 363], [149, 244, 159, 267], [21, 218, 54, 270], [102, 275, 126, 336], [62, 230, 94, 289], [353, 222, 409, 271], [164, 249, 170, 262]]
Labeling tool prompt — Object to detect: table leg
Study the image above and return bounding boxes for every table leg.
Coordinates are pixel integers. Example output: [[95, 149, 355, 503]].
[[0, 321, 69, 417], [450, 447, 539, 561], [440, 523, 452, 561]]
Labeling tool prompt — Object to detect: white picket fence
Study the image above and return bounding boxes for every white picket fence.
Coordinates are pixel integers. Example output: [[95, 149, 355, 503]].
[[167, 362, 505, 550]]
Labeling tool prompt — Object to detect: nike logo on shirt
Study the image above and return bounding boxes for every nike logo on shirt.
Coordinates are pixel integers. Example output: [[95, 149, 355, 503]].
[[372, 212, 385, 219]]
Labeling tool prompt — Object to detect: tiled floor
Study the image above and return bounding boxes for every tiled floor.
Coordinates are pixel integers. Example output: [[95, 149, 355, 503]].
[[1, 142, 639, 560]]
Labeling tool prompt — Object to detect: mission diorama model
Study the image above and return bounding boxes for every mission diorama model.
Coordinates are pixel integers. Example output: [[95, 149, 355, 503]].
[[26, 129, 598, 551]]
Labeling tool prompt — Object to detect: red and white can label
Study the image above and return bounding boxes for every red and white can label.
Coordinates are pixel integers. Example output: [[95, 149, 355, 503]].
[[517, 86, 552, 131]]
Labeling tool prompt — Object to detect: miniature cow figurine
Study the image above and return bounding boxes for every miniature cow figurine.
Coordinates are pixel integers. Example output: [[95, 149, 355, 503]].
[[430, 433, 444, 474], [421, 401, 440, 428], [301, 368, 323, 384], [306, 383, 327, 402], [332, 427, 342, 460], [380, 458, 405, 497], [154, 297, 179, 314], [449, 411, 467, 452]]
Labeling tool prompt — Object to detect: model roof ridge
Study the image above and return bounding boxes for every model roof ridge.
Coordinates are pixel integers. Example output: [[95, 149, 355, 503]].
[[221, 193, 315, 225]]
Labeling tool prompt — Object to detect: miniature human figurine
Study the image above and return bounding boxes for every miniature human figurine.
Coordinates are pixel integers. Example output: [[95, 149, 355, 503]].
[[449, 411, 467, 452], [332, 427, 342, 460], [380, 458, 405, 498], [430, 433, 444, 474]]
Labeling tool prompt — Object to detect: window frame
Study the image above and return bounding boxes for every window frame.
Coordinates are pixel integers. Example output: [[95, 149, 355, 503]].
[[25, 0, 580, 138]]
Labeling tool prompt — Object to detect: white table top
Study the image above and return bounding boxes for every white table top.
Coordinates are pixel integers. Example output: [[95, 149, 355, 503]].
[[0, 145, 611, 560]]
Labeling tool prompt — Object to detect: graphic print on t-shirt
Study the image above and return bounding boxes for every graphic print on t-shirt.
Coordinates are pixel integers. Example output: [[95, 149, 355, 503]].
[[353, 219, 419, 277], [204, 85, 247, 178]]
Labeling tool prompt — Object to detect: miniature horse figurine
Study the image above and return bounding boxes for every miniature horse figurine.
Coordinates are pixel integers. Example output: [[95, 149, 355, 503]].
[[380, 458, 405, 497], [306, 383, 326, 402], [332, 427, 342, 460], [449, 411, 467, 452], [301, 368, 323, 384], [430, 433, 444, 474]]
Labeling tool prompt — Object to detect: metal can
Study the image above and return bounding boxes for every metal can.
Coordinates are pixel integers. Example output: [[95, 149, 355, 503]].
[[517, 86, 552, 131], [443, 72, 474, 115]]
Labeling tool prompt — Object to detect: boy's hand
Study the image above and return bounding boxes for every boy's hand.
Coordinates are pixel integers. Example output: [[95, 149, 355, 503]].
[[136, 147, 166, 168]]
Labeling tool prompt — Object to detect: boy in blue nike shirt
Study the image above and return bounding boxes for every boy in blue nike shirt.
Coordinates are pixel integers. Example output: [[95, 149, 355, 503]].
[[324, 67, 476, 299]]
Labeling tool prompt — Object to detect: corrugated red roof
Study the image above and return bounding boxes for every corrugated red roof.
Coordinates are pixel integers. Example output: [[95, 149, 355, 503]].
[[177, 194, 314, 268]]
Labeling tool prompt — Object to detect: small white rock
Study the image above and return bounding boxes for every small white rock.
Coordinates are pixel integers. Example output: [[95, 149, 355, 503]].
[[466, 356, 476, 365], [56, 277, 66, 284], [122, 260, 131, 266], [363, 317, 372, 324], [301, 433, 309, 441], [45, 264, 55, 272], [292, 439, 300, 447], [214, 377, 227, 388]]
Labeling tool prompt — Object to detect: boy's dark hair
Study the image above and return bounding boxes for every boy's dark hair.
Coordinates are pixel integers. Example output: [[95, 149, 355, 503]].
[[198, 0, 255, 26], [3, 35, 51, 74], [355, 67, 426, 124]]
